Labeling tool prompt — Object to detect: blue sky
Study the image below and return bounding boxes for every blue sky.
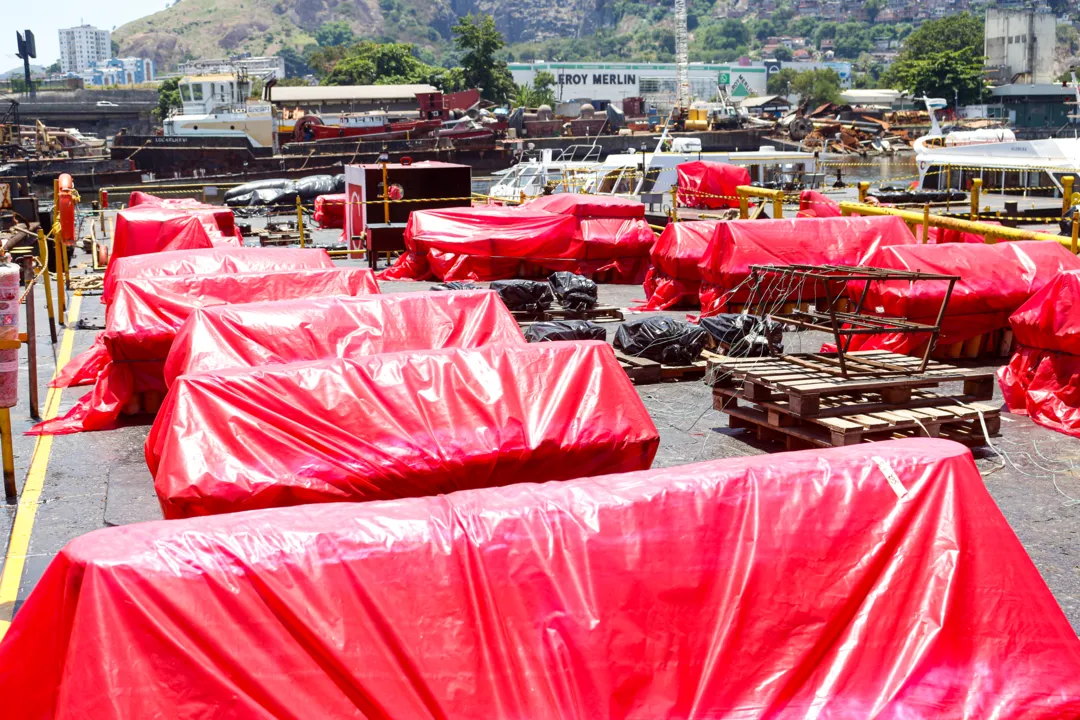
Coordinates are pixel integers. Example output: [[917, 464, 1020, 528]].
[[5, 1, 164, 69]]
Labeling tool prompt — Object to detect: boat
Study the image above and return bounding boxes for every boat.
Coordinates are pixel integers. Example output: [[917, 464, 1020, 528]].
[[913, 96, 1015, 154], [163, 71, 275, 149]]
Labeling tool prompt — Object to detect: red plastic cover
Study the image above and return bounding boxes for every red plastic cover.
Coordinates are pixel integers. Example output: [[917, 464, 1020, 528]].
[[997, 270, 1080, 437], [313, 193, 346, 229], [843, 241, 1080, 355], [796, 189, 842, 218], [676, 161, 749, 209], [148, 341, 659, 518], [5, 438, 1080, 718], [110, 206, 240, 269], [163, 290, 525, 387], [127, 191, 219, 209], [524, 193, 646, 218], [640, 220, 722, 310], [698, 215, 916, 314], [31, 268, 380, 435]]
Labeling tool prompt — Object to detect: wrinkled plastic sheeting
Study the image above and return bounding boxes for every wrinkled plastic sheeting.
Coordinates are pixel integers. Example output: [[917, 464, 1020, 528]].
[[164, 290, 524, 387], [676, 161, 749, 209], [524, 193, 646, 218], [110, 206, 240, 271], [796, 189, 842, 218], [313, 193, 346, 228], [842, 241, 1080, 355], [127, 191, 216, 209], [380, 203, 655, 283], [547, 272, 597, 310], [697, 216, 917, 316], [614, 316, 707, 365], [30, 268, 380, 435], [524, 320, 607, 343], [699, 313, 783, 357], [148, 341, 659, 518], [54, 248, 335, 390], [6, 439, 1080, 719], [640, 220, 722, 310], [997, 270, 1080, 437]]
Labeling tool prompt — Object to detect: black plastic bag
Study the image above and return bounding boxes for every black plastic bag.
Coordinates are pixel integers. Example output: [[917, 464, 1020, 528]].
[[524, 320, 607, 343], [490, 279, 554, 312], [430, 281, 478, 291], [294, 174, 337, 200], [224, 179, 291, 202], [614, 317, 707, 365], [548, 272, 598, 310], [699, 313, 783, 357], [333, 174, 346, 193]]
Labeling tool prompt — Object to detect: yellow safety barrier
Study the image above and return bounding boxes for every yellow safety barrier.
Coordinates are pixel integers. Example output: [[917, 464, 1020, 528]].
[[839, 201, 1072, 249], [736, 186, 784, 220]]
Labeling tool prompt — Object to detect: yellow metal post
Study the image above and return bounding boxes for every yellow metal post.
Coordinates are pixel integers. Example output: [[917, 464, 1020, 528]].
[[53, 232, 66, 323], [858, 182, 869, 204], [1072, 216, 1079, 255], [772, 195, 783, 219], [969, 178, 981, 222], [671, 185, 679, 222], [37, 230, 57, 344], [0, 408, 13, 502], [1064, 176, 1075, 215], [296, 196, 305, 249], [738, 195, 749, 219], [922, 203, 931, 243]]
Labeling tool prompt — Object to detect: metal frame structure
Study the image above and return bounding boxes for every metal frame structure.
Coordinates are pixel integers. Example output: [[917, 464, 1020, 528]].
[[749, 264, 958, 377]]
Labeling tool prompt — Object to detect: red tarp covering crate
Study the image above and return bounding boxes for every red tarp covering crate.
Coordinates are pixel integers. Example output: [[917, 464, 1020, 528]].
[[313, 192, 346, 229], [163, 290, 525, 387], [998, 269, 1080, 437], [840, 241, 1080, 356], [148, 341, 659, 517], [640, 220, 723, 310], [56, 247, 336, 390], [4, 439, 1080, 718], [31, 268, 380, 435], [381, 195, 655, 283], [697, 215, 917, 315], [111, 205, 241, 267], [675, 161, 750, 209], [796, 189, 843, 218]]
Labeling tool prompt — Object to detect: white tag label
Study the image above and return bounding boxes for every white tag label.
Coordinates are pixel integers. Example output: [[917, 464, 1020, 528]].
[[872, 456, 907, 499]]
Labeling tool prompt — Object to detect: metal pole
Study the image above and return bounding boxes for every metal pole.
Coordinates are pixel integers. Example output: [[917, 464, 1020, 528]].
[[382, 161, 391, 224], [99, 188, 107, 236], [945, 166, 952, 212], [970, 178, 981, 222], [1072, 215, 1079, 255], [21, 258, 39, 421], [1063, 176, 1075, 216], [296, 195, 305, 249], [37, 230, 57, 343], [53, 232, 65, 323], [772, 195, 783, 219], [922, 203, 931, 244], [858, 182, 869, 203], [671, 185, 679, 222], [0, 408, 13, 503], [738, 193, 749, 220]]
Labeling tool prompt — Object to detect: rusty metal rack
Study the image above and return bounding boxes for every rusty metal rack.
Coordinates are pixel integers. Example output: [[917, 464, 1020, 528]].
[[748, 264, 958, 377]]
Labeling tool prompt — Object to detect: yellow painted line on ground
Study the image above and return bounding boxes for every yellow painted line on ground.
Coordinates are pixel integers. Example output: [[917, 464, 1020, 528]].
[[0, 293, 82, 639]]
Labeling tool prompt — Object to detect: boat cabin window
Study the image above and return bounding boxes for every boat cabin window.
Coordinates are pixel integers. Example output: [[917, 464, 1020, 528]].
[[180, 84, 192, 102], [191, 84, 204, 101]]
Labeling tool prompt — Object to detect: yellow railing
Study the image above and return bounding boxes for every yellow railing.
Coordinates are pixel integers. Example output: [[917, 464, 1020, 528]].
[[736, 186, 785, 220]]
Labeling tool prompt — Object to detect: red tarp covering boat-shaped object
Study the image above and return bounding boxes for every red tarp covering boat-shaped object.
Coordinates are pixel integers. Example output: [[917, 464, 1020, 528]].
[[839, 241, 1080, 356], [163, 290, 525, 387], [380, 195, 655, 284], [313, 192, 346, 229], [127, 191, 220, 210], [31, 267, 380, 436], [998, 269, 1080, 437], [148, 341, 658, 518], [675, 161, 750, 210], [697, 215, 917, 316], [796, 189, 843, 218], [5, 438, 1080, 718], [640, 220, 723, 310], [56, 247, 336, 390]]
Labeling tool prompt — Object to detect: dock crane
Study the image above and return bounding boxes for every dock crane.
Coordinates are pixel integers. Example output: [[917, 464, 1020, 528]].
[[668, 0, 741, 131]]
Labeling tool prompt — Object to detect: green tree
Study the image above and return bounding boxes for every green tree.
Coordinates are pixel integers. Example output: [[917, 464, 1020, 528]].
[[45, 60, 61, 74], [452, 13, 515, 103], [883, 46, 986, 106], [278, 46, 311, 78], [1058, 24, 1079, 55], [863, 0, 885, 23], [315, 21, 356, 47], [322, 42, 459, 89], [773, 45, 793, 62], [766, 67, 800, 95], [153, 78, 182, 120], [514, 69, 556, 107], [791, 68, 843, 106], [895, 12, 982, 58]]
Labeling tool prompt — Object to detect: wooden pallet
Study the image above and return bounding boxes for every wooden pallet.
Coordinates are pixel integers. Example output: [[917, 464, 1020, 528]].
[[708, 350, 996, 416], [717, 391, 1000, 449], [616, 349, 722, 385], [513, 305, 625, 323]]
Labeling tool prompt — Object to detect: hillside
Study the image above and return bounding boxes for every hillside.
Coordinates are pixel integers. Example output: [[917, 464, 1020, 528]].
[[113, 0, 614, 70]]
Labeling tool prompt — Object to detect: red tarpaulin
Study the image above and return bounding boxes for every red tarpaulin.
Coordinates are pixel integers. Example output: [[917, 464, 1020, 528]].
[[55, 247, 336, 390], [640, 220, 723, 310], [676, 161, 750, 209], [163, 290, 525, 387], [796, 190, 842, 218], [110, 206, 240, 272], [313, 193, 346, 229], [127, 191, 219, 209], [5, 438, 1080, 718], [698, 215, 917, 315], [31, 268, 379, 435], [837, 240, 1080, 355], [148, 341, 658, 518], [998, 269, 1080, 437], [380, 196, 655, 283]]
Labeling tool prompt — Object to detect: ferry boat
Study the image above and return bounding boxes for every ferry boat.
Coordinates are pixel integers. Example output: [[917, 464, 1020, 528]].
[[164, 72, 275, 148]]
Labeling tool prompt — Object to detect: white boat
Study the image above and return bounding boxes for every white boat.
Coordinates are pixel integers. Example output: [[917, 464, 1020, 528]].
[[164, 72, 275, 148], [489, 134, 820, 211], [913, 96, 1015, 154]]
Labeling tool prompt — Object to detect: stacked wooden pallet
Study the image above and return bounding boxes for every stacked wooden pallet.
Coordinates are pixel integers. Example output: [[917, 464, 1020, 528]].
[[257, 223, 301, 247], [616, 349, 723, 385], [708, 350, 1000, 449]]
